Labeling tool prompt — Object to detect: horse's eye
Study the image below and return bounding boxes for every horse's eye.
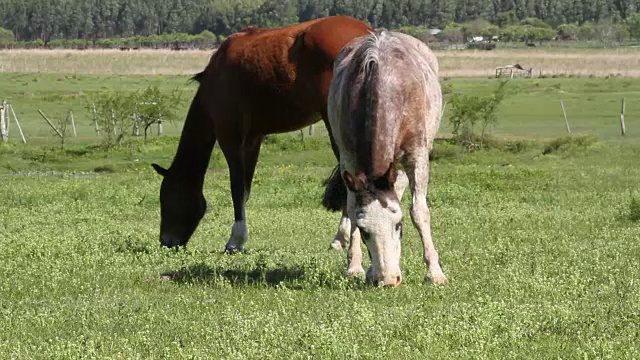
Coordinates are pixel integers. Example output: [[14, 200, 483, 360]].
[[395, 222, 403, 238]]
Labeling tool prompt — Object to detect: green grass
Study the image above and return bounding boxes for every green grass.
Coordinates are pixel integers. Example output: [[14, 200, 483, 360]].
[[1, 73, 197, 144], [2, 74, 639, 147], [443, 76, 640, 140], [1, 76, 640, 358]]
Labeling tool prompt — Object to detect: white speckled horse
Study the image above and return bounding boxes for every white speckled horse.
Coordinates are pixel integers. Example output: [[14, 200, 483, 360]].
[[325, 29, 447, 287]]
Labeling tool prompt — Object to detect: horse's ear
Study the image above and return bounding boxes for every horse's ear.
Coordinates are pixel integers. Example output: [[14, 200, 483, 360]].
[[384, 162, 398, 187], [343, 170, 365, 192], [372, 162, 398, 190], [152, 163, 168, 177]]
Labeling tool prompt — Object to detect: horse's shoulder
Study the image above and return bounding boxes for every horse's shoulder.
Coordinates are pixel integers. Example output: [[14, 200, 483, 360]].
[[299, 16, 372, 61], [388, 31, 438, 74]]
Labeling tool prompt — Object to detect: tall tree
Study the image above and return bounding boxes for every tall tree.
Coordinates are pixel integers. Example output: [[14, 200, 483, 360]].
[[0, 0, 638, 42]]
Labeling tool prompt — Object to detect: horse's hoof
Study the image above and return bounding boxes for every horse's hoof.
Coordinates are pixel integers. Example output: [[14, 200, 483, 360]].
[[345, 266, 365, 277], [224, 245, 245, 254], [329, 239, 345, 251], [427, 272, 448, 285]]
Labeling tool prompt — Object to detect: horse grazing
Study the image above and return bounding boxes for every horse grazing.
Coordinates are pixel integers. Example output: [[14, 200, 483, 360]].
[[151, 16, 372, 251], [326, 30, 447, 287]]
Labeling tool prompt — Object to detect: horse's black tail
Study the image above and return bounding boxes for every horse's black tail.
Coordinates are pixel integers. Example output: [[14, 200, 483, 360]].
[[321, 164, 347, 212]]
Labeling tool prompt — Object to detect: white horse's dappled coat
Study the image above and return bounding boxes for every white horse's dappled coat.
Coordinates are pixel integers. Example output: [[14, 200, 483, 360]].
[[328, 30, 447, 286]]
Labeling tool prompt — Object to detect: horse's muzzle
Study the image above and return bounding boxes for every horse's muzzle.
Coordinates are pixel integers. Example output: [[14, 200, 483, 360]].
[[366, 268, 403, 288]]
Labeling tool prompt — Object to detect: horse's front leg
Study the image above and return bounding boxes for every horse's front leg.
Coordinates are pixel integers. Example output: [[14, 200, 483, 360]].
[[224, 135, 263, 253], [224, 157, 249, 253], [345, 190, 365, 276], [406, 153, 448, 285]]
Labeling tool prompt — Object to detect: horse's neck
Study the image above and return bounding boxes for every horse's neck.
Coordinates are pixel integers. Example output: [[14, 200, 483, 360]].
[[170, 98, 215, 188]]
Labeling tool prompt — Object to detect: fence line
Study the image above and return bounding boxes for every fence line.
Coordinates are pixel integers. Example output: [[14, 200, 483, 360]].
[[620, 98, 626, 136]]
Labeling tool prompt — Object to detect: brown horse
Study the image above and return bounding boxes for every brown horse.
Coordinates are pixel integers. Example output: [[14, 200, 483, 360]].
[[151, 16, 372, 251], [326, 29, 447, 287]]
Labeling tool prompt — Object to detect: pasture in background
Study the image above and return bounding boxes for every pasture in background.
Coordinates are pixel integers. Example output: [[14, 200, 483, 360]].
[[0, 50, 639, 358], [0, 72, 638, 147], [2, 47, 640, 78]]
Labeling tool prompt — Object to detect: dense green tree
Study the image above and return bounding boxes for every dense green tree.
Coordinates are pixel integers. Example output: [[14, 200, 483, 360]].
[[254, 0, 299, 28], [0, 26, 14, 44], [628, 13, 640, 39], [0, 0, 637, 44]]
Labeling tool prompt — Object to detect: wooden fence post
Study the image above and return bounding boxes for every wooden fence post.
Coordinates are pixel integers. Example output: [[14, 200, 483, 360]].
[[111, 110, 117, 136], [620, 98, 626, 136], [132, 114, 140, 136], [37, 109, 63, 138], [69, 110, 77, 137], [9, 105, 26, 144], [92, 103, 100, 137], [0, 100, 7, 142], [560, 100, 571, 134]]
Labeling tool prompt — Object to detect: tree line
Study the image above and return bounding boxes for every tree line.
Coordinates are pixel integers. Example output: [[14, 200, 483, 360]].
[[1, 0, 639, 46]]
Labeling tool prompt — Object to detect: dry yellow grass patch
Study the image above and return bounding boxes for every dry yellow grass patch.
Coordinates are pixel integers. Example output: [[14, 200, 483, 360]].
[[0, 49, 212, 75], [438, 49, 640, 78], [1, 47, 639, 77]]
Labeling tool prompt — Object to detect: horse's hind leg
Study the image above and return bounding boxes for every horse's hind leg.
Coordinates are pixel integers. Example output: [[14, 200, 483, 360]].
[[406, 151, 448, 285], [395, 169, 409, 201], [331, 209, 351, 250]]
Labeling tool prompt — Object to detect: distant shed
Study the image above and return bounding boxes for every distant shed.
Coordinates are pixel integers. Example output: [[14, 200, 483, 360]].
[[495, 64, 533, 78]]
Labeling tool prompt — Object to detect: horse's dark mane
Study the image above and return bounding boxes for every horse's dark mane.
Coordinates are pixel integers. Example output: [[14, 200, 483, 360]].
[[190, 34, 235, 84], [190, 71, 205, 83], [355, 30, 386, 178], [238, 26, 265, 35], [321, 30, 389, 212]]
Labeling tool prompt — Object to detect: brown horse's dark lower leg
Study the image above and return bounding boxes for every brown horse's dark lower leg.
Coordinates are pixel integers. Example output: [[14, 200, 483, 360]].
[[224, 149, 249, 253], [243, 136, 264, 202], [223, 136, 263, 253]]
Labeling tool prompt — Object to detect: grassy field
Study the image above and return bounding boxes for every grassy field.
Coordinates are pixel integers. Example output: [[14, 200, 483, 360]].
[[1, 133, 639, 358], [1, 53, 640, 358], [2, 47, 640, 78], [1, 73, 639, 145]]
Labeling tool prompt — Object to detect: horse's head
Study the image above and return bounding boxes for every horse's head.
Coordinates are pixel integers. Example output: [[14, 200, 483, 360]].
[[152, 163, 207, 248], [343, 162, 403, 287]]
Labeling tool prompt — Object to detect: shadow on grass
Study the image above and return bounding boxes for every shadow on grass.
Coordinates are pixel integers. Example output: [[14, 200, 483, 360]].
[[156, 260, 368, 290], [159, 263, 307, 288]]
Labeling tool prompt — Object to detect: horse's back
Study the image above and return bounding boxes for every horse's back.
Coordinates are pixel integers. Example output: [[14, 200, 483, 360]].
[[329, 30, 442, 175], [375, 31, 442, 139], [206, 21, 316, 83], [301, 16, 374, 63], [384, 32, 442, 137], [199, 16, 372, 134], [204, 16, 370, 84], [332, 30, 441, 127]]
